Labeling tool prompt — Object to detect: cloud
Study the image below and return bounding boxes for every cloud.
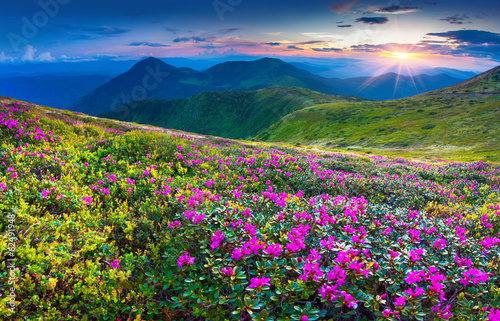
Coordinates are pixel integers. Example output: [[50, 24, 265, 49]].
[[197, 45, 222, 49], [17, 45, 55, 63], [129, 42, 170, 47], [219, 28, 243, 35], [329, 0, 358, 14], [475, 12, 488, 19], [0, 52, 15, 63], [440, 14, 470, 24], [427, 30, 500, 45], [21, 45, 36, 62], [62, 25, 131, 40], [37, 52, 56, 62], [373, 5, 421, 14], [262, 42, 280, 46], [165, 27, 178, 34], [173, 36, 207, 43], [356, 17, 389, 24], [337, 24, 353, 28], [312, 47, 343, 52], [264, 32, 282, 36], [348, 35, 500, 60], [287, 45, 304, 50], [295, 40, 327, 45]]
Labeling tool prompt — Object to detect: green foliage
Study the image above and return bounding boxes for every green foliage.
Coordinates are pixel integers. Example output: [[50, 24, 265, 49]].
[[1, 96, 499, 321]]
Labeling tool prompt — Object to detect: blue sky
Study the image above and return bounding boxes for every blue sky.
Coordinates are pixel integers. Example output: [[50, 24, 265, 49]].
[[0, 0, 499, 70]]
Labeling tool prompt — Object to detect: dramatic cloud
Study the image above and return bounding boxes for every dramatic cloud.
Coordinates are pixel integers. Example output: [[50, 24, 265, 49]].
[[349, 33, 500, 60], [173, 36, 208, 43], [329, 0, 358, 14], [356, 17, 389, 24], [373, 5, 421, 14], [129, 42, 170, 47], [262, 42, 280, 46], [312, 47, 342, 52], [287, 45, 304, 50], [219, 28, 243, 35], [440, 14, 470, 24], [337, 24, 353, 28], [427, 30, 500, 45]]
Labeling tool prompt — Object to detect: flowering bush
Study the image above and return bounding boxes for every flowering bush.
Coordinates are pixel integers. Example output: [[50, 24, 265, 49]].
[[0, 99, 499, 320]]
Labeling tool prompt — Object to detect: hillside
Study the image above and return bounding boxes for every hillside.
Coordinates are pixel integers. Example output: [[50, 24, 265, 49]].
[[0, 74, 111, 109], [1, 95, 499, 320], [100, 86, 364, 139], [68, 57, 342, 116], [256, 65, 500, 161], [423, 65, 500, 96]]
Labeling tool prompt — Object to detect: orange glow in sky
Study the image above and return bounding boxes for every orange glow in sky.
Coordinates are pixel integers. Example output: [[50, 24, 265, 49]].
[[380, 51, 425, 59]]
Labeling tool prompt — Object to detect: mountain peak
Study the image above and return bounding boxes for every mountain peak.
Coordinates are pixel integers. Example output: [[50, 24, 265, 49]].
[[129, 57, 177, 72]]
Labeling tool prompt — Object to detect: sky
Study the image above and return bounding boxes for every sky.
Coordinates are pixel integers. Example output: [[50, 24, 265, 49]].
[[0, 0, 499, 72]]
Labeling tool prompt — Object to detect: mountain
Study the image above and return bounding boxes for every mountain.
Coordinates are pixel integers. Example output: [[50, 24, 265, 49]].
[[421, 67, 478, 79], [255, 65, 500, 160], [0, 74, 112, 109], [100, 86, 364, 139], [325, 73, 463, 100], [69, 57, 343, 116], [68, 57, 211, 116]]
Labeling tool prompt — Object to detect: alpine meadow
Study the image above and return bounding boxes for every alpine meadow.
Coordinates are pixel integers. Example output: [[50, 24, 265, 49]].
[[1, 0, 500, 320]]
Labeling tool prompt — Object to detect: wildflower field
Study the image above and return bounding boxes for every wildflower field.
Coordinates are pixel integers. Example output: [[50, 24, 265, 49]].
[[1, 99, 500, 320]]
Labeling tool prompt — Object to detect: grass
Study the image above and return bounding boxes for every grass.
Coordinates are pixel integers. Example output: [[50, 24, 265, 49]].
[[255, 95, 500, 162]]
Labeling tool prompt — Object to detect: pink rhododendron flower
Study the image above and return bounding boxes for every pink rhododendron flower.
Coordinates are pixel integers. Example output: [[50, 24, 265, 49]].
[[41, 190, 49, 198], [221, 267, 234, 276], [408, 248, 424, 262], [249, 276, 270, 289], [177, 252, 195, 268], [109, 259, 120, 269], [394, 296, 406, 307], [460, 268, 488, 286]]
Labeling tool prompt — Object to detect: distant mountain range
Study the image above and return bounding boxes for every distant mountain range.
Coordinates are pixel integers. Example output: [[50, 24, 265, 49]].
[[99, 86, 364, 139], [68, 57, 474, 115], [325, 73, 463, 100], [0, 75, 111, 109], [69, 57, 343, 115]]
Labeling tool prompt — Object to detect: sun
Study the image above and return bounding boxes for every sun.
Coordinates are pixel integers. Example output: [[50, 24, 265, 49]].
[[381, 51, 423, 59]]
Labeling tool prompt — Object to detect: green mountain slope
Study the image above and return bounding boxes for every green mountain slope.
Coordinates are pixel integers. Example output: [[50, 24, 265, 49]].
[[100, 86, 364, 139], [422, 65, 500, 95], [69, 57, 343, 116], [256, 66, 500, 161]]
